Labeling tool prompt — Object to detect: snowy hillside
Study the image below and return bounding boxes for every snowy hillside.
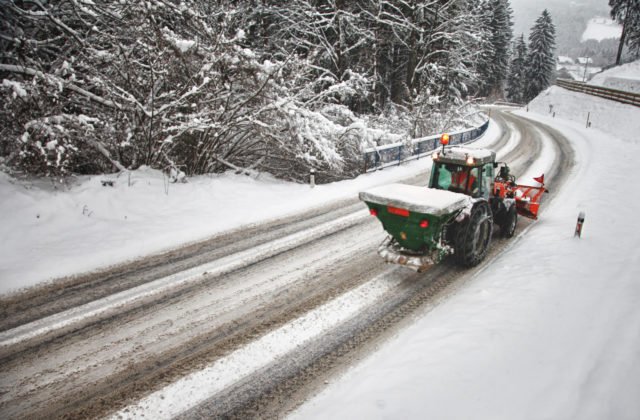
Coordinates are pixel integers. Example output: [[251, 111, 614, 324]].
[[527, 85, 637, 140], [589, 60, 640, 93], [581, 17, 622, 42], [290, 75, 640, 419]]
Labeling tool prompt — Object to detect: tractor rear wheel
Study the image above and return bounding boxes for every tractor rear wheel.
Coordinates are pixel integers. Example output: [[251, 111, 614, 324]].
[[455, 202, 493, 267], [500, 204, 517, 238]]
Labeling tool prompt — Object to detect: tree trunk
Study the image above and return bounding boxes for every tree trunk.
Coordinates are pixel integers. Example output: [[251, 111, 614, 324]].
[[616, 5, 630, 65]]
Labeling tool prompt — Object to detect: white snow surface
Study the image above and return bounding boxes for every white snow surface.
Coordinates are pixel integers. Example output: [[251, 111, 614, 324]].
[[557, 55, 574, 65], [557, 63, 602, 82], [581, 17, 622, 42], [528, 85, 640, 141], [291, 89, 640, 419], [110, 267, 404, 420], [2, 79, 27, 98], [0, 211, 367, 348], [0, 122, 500, 295], [589, 59, 640, 93], [4, 81, 640, 419], [436, 145, 496, 164], [359, 183, 470, 216]]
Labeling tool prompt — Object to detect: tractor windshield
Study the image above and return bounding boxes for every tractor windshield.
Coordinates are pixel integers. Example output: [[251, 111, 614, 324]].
[[430, 162, 481, 197]]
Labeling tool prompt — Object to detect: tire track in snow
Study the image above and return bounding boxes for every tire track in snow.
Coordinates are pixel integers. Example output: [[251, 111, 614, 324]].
[[0, 199, 364, 332], [0, 210, 368, 354], [236, 109, 575, 419], [107, 110, 567, 419], [0, 111, 536, 420], [0, 222, 383, 419], [108, 267, 403, 420], [0, 116, 511, 352]]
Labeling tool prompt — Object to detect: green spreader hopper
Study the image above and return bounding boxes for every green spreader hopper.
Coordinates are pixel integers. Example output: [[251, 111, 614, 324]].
[[359, 183, 472, 271]]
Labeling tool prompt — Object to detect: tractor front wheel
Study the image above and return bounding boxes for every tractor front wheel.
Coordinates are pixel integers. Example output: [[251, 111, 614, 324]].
[[455, 202, 493, 267], [500, 204, 518, 238]]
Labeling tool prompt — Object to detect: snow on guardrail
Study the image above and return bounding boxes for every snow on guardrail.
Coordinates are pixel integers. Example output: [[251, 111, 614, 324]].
[[362, 120, 490, 173], [555, 78, 640, 107]]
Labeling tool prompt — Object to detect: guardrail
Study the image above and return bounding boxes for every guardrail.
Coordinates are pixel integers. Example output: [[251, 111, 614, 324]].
[[555, 79, 640, 107], [363, 120, 489, 173]]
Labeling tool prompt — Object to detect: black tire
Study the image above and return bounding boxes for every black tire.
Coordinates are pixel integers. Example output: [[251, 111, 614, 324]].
[[500, 204, 517, 238], [454, 202, 493, 267]]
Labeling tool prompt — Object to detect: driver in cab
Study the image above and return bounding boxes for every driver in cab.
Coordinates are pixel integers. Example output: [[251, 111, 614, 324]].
[[449, 165, 478, 195]]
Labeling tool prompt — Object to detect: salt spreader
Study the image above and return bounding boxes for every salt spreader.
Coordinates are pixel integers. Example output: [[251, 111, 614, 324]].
[[359, 134, 547, 271]]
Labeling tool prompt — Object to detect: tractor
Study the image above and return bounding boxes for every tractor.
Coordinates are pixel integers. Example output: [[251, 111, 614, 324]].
[[359, 135, 547, 272]]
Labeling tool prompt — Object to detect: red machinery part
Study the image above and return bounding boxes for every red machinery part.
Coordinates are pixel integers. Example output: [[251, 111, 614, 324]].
[[513, 185, 547, 220]]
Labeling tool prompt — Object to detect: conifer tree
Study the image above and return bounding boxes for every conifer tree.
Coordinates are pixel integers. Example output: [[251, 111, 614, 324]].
[[609, 0, 640, 63], [487, 0, 513, 97], [471, 0, 513, 97], [628, 11, 640, 54], [506, 34, 527, 104], [524, 9, 556, 102], [472, 0, 497, 96]]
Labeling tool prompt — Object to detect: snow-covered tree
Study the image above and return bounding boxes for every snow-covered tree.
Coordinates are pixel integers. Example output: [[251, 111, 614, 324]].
[[505, 34, 528, 104], [242, 0, 489, 111], [471, 0, 497, 97], [0, 0, 355, 180], [0, 0, 491, 182], [628, 10, 640, 55], [476, 0, 513, 98], [406, 1, 481, 102], [609, 0, 640, 63], [524, 9, 556, 102], [246, 1, 375, 111]]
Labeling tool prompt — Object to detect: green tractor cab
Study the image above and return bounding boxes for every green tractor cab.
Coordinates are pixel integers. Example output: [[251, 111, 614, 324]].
[[429, 147, 496, 198], [360, 143, 547, 272]]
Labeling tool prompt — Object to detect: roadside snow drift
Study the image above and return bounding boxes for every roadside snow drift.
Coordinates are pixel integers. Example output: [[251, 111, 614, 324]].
[[589, 59, 640, 93]]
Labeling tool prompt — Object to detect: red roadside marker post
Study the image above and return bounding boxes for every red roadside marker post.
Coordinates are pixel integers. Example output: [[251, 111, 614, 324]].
[[575, 211, 585, 238]]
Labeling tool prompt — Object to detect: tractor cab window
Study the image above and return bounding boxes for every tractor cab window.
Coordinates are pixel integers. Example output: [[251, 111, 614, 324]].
[[464, 166, 481, 197], [431, 163, 452, 190], [480, 163, 494, 199], [431, 162, 481, 197]]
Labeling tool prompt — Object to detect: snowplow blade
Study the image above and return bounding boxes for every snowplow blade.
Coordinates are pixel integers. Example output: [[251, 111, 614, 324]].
[[513, 184, 547, 220]]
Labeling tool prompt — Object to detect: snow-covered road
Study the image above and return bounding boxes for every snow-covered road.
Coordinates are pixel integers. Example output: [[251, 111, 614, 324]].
[[6, 88, 635, 420], [0, 107, 576, 419], [291, 98, 640, 420]]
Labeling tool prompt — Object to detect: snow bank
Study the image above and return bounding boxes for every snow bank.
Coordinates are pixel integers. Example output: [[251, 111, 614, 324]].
[[589, 60, 640, 93], [527, 85, 640, 141]]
